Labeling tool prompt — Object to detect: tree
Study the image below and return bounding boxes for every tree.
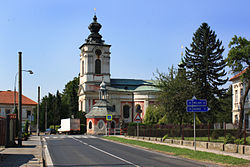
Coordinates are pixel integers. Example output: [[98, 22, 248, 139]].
[[155, 66, 193, 133], [217, 86, 232, 123], [226, 35, 250, 138], [184, 22, 228, 123], [62, 76, 79, 118]]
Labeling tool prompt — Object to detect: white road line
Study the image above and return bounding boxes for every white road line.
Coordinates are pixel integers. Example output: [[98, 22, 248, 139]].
[[43, 138, 54, 167], [72, 137, 140, 167]]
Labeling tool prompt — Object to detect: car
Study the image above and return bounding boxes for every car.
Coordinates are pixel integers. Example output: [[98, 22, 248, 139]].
[[45, 128, 57, 135]]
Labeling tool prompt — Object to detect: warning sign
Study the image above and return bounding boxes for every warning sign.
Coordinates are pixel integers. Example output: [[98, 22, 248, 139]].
[[134, 113, 142, 123]]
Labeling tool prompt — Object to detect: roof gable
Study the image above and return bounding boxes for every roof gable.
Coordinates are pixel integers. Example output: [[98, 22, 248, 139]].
[[0, 91, 37, 106]]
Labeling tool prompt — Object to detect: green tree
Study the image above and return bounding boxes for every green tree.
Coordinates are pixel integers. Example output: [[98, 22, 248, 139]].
[[184, 22, 228, 123], [62, 76, 79, 118], [226, 35, 250, 137], [144, 105, 164, 124], [217, 86, 232, 123], [155, 66, 193, 132]]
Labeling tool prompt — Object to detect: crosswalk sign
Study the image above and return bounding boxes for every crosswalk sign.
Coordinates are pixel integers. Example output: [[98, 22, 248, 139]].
[[106, 114, 112, 121], [134, 113, 142, 123]]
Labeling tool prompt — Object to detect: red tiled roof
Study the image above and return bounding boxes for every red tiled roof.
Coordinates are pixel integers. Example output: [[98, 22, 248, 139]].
[[229, 68, 249, 81], [0, 91, 37, 106]]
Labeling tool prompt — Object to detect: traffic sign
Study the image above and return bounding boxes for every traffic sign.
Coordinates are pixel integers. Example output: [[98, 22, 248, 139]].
[[186, 96, 208, 112], [134, 113, 142, 123], [106, 114, 112, 121], [187, 106, 209, 112]]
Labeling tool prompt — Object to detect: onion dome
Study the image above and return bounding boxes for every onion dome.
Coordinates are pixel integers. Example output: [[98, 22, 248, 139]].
[[85, 15, 104, 44]]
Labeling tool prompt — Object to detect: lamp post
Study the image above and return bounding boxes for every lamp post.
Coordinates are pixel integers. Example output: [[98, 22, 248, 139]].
[[14, 70, 33, 113]]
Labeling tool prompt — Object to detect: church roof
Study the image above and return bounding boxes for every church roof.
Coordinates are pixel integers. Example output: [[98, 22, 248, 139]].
[[86, 99, 120, 118], [109, 79, 159, 92]]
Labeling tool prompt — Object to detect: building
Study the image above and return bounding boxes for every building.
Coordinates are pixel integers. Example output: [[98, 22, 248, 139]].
[[0, 90, 37, 129], [78, 15, 159, 134], [229, 68, 250, 129]]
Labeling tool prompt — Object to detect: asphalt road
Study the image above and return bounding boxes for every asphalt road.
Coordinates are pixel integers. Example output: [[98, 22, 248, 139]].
[[45, 135, 211, 167]]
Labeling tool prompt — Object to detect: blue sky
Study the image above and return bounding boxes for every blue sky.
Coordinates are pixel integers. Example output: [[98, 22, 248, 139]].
[[0, 0, 249, 101]]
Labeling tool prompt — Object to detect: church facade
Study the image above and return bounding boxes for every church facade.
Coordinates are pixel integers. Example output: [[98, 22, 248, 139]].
[[78, 15, 159, 134]]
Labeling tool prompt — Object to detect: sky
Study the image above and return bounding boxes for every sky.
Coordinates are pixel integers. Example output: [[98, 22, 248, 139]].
[[0, 0, 249, 102]]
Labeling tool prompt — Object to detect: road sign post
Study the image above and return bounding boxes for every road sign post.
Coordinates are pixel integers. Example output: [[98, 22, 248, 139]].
[[134, 113, 142, 137], [187, 96, 209, 151]]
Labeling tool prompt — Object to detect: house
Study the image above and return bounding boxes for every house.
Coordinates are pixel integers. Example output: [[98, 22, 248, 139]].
[[0, 90, 37, 130], [229, 68, 250, 129]]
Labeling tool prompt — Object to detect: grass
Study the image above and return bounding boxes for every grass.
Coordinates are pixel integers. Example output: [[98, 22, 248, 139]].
[[103, 136, 250, 165], [167, 136, 250, 144]]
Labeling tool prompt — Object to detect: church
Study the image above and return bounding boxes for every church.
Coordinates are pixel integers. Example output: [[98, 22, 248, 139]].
[[78, 15, 159, 134]]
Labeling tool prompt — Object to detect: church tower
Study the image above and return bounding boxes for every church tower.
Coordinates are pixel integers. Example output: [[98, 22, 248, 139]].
[[79, 15, 111, 113]]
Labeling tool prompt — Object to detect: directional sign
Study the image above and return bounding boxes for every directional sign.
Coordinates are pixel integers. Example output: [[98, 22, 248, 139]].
[[187, 106, 209, 112], [186, 99, 207, 106], [134, 113, 142, 123], [106, 114, 112, 121], [186, 96, 208, 112]]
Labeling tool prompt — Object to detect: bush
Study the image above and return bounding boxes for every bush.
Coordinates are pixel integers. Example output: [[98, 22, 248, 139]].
[[224, 134, 235, 144], [211, 130, 219, 139], [234, 138, 249, 145], [80, 124, 87, 134]]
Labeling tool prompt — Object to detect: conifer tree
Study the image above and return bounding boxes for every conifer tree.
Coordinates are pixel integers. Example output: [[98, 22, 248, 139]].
[[184, 23, 228, 123]]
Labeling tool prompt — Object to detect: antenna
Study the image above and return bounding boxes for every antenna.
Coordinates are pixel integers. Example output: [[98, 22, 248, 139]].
[[94, 8, 96, 15]]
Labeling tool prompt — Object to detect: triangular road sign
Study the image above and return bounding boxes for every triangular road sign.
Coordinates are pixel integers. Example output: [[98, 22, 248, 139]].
[[134, 113, 142, 122]]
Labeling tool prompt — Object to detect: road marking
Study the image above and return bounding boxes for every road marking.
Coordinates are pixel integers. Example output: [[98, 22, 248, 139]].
[[72, 137, 140, 167], [43, 138, 54, 167]]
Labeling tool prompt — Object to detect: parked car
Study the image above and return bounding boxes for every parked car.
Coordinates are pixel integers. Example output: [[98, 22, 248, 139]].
[[45, 128, 57, 135]]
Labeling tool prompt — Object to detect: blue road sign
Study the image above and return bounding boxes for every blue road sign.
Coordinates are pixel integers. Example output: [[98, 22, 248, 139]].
[[186, 99, 207, 106], [187, 106, 208, 112], [186, 97, 208, 112]]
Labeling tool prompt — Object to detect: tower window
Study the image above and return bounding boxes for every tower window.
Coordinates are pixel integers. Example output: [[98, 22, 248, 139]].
[[95, 59, 101, 74], [82, 61, 84, 75], [123, 105, 130, 119]]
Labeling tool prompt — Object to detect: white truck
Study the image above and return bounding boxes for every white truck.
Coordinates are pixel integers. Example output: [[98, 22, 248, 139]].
[[58, 118, 80, 134]]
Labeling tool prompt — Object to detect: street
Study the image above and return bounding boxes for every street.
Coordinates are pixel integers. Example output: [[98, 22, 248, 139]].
[[44, 135, 209, 167]]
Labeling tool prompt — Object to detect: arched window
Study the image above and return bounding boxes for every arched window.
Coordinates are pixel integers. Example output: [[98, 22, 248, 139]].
[[95, 59, 101, 74], [123, 105, 130, 119], [89, 121, 92, 129], [136, 104, 142, 113], [82, 61, 84, 75], [111, 121, 115, 129]]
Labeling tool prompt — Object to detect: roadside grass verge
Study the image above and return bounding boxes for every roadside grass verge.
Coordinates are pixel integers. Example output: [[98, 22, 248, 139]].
[[102, 136, 250, 165]]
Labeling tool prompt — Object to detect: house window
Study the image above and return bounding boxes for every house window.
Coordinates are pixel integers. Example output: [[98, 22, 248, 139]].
[[112, 105, 116, 111], [27, 110, 31, 118], [5, 109, 10, 115], [235, 90, 238, 103], [95, 59, 101, 74], [123, 105, 130, 119], [136, 104, 142, 113], [240, 88, 243, 97]]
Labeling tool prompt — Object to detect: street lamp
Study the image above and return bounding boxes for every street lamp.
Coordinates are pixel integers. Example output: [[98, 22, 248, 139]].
[[13, 70, 33, 113]]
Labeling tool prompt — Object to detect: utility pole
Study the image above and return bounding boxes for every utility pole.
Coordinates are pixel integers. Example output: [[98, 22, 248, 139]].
[[18, 52, 22, 146], [37, 86, 40, 136], [45, 101, 47, 130]]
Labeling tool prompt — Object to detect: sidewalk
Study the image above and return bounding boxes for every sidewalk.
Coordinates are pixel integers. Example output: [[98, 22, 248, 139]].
[[117, 136, 250, 161], [0, 135, 43, 167]]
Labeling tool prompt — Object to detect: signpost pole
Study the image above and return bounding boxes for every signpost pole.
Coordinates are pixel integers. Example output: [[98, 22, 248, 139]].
[[194, 112, 196, 151], [137, 123, 139, 137]]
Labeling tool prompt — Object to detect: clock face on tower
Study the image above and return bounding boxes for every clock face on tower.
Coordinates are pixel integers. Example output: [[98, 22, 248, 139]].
[[95, 49, 102, 56]]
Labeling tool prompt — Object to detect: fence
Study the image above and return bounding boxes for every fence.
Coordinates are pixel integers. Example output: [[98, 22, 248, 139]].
[[0, 118, 6, 146], [126, 124, 245, 141], [0, 114, 17, 147]]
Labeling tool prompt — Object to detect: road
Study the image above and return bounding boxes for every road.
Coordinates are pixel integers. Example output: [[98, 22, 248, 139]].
[[44, 135, 211, 167]]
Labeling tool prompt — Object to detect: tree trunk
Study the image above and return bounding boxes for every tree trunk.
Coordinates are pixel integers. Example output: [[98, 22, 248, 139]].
[[237, 80, 250, 138]]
